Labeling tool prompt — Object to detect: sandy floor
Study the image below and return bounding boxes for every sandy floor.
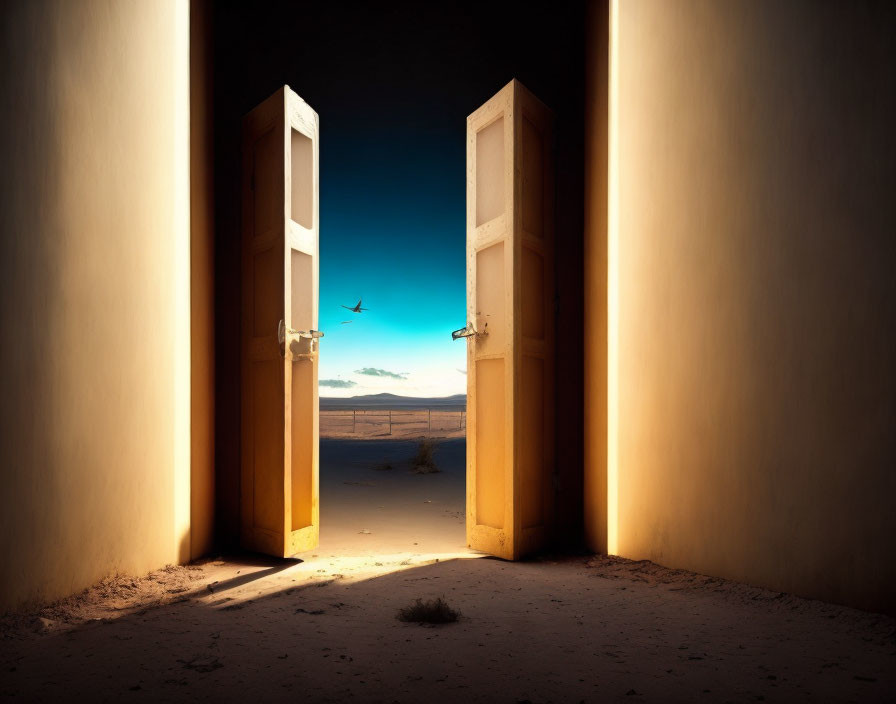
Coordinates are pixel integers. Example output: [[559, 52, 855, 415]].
[[2, 439, 894, 702], [317, 438, 467, 558]]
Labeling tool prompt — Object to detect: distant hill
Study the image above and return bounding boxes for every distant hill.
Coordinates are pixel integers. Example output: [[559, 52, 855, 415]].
[[320, 393, 466, 410]]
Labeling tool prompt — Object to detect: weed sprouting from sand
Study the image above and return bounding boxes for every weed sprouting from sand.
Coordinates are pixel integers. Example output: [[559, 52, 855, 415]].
[[411, 437, 440, 473], [374, 460, 393, 471], [396, 597, 460, 624]]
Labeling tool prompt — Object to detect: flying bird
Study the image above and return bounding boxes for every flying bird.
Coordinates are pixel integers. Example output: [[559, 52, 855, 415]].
[[340, 320, 353, 324], [341, 299, 369, 313]]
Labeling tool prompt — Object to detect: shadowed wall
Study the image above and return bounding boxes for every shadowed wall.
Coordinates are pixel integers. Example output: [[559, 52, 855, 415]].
[[585, 0, 896, 612], [190, 0, 215, 562], [583, 1, 609, 554], [0, 0, 191, 610]]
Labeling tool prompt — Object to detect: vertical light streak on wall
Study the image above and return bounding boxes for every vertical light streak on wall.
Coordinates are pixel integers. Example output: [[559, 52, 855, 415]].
[[607, 0, 619, 555], [174, 0, 192, 563]]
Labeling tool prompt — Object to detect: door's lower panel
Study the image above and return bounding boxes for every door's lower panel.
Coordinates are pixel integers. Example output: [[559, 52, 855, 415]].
[[469, 524, 512, 560], [251, 360, 282, 534], [242, 526, 285, 557], [475, 358, 505, 530], [290, 359, 314, 532]]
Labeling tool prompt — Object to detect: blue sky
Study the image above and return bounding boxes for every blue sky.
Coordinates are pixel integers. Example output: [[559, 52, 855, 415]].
[[317, 128, 466, 398], [215, 3, 582, 399]]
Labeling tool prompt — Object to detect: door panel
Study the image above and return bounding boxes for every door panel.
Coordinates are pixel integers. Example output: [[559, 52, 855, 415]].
[[241, 86, 320, 557], [475, 116, 505, 226], [474, 241, 505, 353], [474, 357, 505, 530], [466, 79, 555, 560]]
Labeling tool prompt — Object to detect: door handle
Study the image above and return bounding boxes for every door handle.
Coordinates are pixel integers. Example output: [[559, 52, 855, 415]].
[[279, 319, 324, 359], [451, 322, 488, 341]]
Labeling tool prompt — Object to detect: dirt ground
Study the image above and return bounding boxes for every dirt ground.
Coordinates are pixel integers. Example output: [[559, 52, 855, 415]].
[[2, 439, 894, 702], [317, 438, 467, 557]]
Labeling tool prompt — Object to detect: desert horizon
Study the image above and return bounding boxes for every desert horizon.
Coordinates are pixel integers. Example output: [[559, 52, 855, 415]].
[[320, 395, 466, 439], [320, 392, 465, 407]]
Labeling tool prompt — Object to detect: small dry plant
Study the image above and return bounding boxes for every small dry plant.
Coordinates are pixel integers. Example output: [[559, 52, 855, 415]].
[[411, 437, 440, 474], [396, 597, 460, 624]]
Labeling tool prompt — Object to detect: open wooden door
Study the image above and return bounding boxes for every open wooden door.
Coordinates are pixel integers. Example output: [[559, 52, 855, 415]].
[[241, 86, 320, 557], [465, 79, 555, 560]]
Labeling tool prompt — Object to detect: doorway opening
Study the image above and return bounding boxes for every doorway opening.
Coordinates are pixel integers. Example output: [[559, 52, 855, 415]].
[[211, 2, 586, 566], [311, 79, 469, 561], [238, 80, 556, 566]]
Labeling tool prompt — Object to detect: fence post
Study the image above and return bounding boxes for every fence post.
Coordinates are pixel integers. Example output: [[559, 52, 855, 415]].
[[428, 408, 431, 436], [389, 410, 392, 436], [352, 409, 355, 435]]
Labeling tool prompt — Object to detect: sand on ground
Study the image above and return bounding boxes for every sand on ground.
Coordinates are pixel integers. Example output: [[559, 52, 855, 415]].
[[2, 438, 894, 702], [317, 437, 467, 559]]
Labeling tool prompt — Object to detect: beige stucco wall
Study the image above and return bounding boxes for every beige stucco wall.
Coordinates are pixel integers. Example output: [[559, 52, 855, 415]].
[[0, 0, 191, 610], [585, 0, 896, 613]]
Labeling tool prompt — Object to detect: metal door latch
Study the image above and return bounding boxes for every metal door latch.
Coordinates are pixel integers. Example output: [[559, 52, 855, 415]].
[[279, 319, 324, 359], [451, 322, 488, 341]]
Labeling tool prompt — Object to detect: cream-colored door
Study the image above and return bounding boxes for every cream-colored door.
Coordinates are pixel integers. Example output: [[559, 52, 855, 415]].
[[465, 80, 555, 560], [241, 86, 320, 557]]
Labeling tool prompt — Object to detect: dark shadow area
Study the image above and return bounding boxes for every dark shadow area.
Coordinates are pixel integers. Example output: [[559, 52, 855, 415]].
[[200, 561, 300, 597]]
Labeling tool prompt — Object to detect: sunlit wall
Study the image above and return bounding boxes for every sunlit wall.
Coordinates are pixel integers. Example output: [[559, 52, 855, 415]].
[[585, 0, 896, 612], [0, 0, 191, 610]]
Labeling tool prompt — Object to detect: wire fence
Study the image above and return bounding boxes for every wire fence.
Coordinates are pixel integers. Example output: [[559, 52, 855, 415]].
[[320, 409, 466, 439]]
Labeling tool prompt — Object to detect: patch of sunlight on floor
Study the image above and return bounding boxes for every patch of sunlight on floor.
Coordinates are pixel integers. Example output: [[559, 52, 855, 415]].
[[195, 550, 485, 612], [196, 437, 476, 610]]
